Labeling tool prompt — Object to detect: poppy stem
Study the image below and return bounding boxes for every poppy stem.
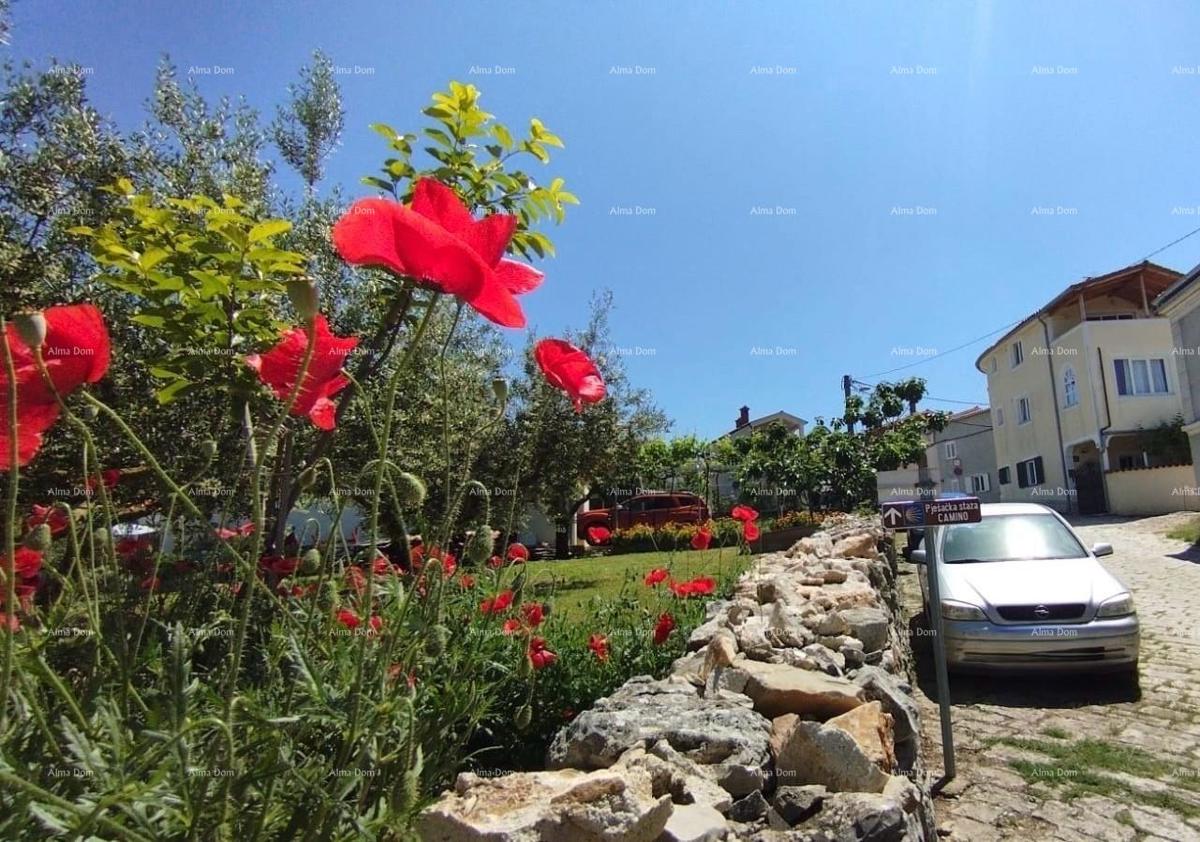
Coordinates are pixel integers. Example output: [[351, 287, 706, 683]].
[[0, 321, 19, 730]]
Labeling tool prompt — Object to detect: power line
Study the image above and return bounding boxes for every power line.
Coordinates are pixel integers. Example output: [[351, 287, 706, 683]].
[[1144, 223, 1200, 261], [864, 320, 1023, 378]]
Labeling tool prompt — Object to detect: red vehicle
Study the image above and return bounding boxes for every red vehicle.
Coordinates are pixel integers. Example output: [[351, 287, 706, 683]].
[[578, 492, 710, 543]]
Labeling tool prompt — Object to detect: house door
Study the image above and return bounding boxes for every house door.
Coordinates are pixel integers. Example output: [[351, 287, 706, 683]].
[[1074, 462, 1107, 515]]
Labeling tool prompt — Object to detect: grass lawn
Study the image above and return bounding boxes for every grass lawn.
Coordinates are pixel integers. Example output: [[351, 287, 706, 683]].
[[1167, 516, 1200, 544], [522, 547, 752, 621]]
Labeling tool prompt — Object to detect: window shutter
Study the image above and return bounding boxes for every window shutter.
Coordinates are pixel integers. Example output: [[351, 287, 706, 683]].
[[1017, 462, 1029, 488], [1152, 359, 1168, 393], [1034, 456, 1044, 485], [1114, 359, 1128, 396], [999, 467, 1010, 485]]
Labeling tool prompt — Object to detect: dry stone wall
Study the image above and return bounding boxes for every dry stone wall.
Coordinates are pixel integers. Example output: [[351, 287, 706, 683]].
[[418, 515, 937, 842]]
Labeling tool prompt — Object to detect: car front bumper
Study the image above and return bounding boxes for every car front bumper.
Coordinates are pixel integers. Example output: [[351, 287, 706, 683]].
[[941, 614, 1139, 673]]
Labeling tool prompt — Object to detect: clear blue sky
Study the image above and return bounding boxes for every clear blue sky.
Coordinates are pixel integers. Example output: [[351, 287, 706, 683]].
[[10, 0, 1200, 438]]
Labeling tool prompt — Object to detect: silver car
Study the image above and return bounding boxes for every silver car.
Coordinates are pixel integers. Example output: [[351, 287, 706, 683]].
[[910, 502, 1139, 678]]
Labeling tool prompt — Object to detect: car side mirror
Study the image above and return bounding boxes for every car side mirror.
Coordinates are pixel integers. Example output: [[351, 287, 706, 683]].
[[1091, 542, 1113, 557], [909, 549, 927, 565]]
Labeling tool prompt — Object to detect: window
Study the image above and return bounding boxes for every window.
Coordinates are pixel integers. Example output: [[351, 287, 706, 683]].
[[1062, 367, 1078, 408], [939, 514, 1086, 563], [1016, 396, 1032, 425], [994, 407, 1004, 427], [1010, 341, 1024, 368], [998, 466, 1011, 485], [1017, 456, 1045, 488], [969, 472, 991, 493], [1118, 453, 1148, 470], [943, 440, 958, 460], [988, 357, 998, 374], [1114, 358, 1169, 396]]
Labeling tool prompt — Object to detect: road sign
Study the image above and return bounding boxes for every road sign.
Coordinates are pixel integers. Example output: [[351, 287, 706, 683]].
[[923, 497, 981, 526], [880, 501, 925, 530], [880, 497, 981, 530]]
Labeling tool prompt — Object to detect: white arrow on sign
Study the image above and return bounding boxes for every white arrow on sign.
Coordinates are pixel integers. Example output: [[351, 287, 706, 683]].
[[882, 507, 905, 528]]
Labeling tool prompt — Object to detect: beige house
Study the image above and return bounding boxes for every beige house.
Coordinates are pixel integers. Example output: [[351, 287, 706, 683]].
[[975, 261, 1186, 515], [875, 406, 998, 503]]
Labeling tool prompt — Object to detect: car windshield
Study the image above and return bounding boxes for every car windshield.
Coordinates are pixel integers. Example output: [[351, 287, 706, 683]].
[[939, 514, 1086, 563]]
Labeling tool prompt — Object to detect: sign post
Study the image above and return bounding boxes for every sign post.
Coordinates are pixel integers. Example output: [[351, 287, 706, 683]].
[[880, 496, 981, 788]]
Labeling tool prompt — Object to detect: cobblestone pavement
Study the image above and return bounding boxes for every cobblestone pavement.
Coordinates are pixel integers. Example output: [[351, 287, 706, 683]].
[[899, 513, 1200, 842]]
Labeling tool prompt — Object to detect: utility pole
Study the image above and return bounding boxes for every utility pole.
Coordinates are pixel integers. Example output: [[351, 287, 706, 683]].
[[842, 374, 854, 433]]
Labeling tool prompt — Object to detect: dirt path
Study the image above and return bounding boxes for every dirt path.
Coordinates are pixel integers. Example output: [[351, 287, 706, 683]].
[[899, 513, 1200, 842]]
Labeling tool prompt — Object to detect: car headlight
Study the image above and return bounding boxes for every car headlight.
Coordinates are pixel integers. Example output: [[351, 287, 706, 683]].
[[1097, 593, 1135, 618], [941, 599, 987, 621]]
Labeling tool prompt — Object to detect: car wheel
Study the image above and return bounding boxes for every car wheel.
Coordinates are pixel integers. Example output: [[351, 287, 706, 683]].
[[1118, 662, 1140, 691]]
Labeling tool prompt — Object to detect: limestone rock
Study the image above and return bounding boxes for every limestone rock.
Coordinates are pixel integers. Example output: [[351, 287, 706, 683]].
[[852, 669, 915, 739], [768, 713, 799, 760], [728, 790, 770, 822], [801, 643, 846, 676], [840, 607, 890, 653], [825, 701, 896, 772], [771, 785, 826, 825], [661, 803, 728, 842], [547, 677, 772, 797], [840, 638, 866, 669], [821, 568, 848, 584], [687, 617, 727, 651], [416, 766, 672, 842], [772, 791, 914, 841], [816, 612, 849, 636], [774, 720, 891, 793], [832, 532, 879, 559], [791, 532, 834, 559], [616, 744, 732, 814], [734, 660, 864, 719]]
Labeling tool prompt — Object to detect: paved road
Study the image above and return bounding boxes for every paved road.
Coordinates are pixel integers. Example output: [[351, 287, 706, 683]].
[[900, 513, 1200, 842]]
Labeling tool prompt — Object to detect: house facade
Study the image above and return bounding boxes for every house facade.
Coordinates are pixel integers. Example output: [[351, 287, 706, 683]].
[[1152, 262, 1200, 508], [713, 406, 807, 513], [875, 406, 998, 503], [975, 261, 1185, 514]]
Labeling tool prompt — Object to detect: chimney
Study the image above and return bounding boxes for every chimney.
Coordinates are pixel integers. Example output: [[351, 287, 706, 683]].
[[736, 405, 750, 429]]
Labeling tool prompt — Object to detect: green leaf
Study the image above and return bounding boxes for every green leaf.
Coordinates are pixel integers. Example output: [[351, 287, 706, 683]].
[[361, 176, 394, 192], [139, 248, 170, 272], [248, 219, 292, 243], [370, 122, 399, 140], [156, 378, 195, 404]]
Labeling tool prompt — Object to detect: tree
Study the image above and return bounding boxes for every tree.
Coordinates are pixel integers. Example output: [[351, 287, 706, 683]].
[[271, 50, 343, 192], [713, 422, 815, 515], [510, 292, 667, 556]]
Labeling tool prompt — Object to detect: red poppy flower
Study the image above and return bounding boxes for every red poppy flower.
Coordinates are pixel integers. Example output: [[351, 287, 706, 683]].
[[533, 339, 606, 412], [246, 315, 359, 430], [336, 609, 360, 630], [644, 567, 669, 587], [521, 602, 545, 628], [653, 612, 676, 645], [588, 633, 610, 661], [459, 574, 476, 589], [259, 555, 300, 577], [332, 179, 543, 328], [690, 526, 712, 551], [0, 613, 19, 632], [371, 555, 392, 577], [441, 554, 457, 577], [4, 547, 43, 580], [480, 589, 514, 616], [26, 504, 69, 537], [345, 565, 366, 594], [0, 304, 111, 470], [587, 525, 612, 545], [731, 505, 759, 523], [502, 618, 522, 635], [409, 545, 425, 568], [368, 615, 383, 634], [743, 521, 761, 542], [690, 575, 716, 596], [115, 536, 153, 559], [487, 555, 503, 569], [85, 468, 121, 493], [215, 522, 255, 540], [506, 543, 529, 563], [139, 576, 161, 592], [528, 636, 557, 670], [668, 579, 693, 598]]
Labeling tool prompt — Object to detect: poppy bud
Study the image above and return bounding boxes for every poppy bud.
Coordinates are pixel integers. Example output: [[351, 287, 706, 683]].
[[395, 472, 426, 508], [91, 528, 111, 552], [300, 548, 321, 574], [81, 405, 99, 420], [287, 278, 320, 322], [12, 311, 47, 349], [425, 557, 443, 579], [200, 440, 218, 460], [514, 703, 532, 730], [491, 377, 509, 404], [24, 523, 52, 552], [425, 624, 449, 656], [465, 527, 493, 566], [516, 650, 532, 678], [296, 466, 317, 491]]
